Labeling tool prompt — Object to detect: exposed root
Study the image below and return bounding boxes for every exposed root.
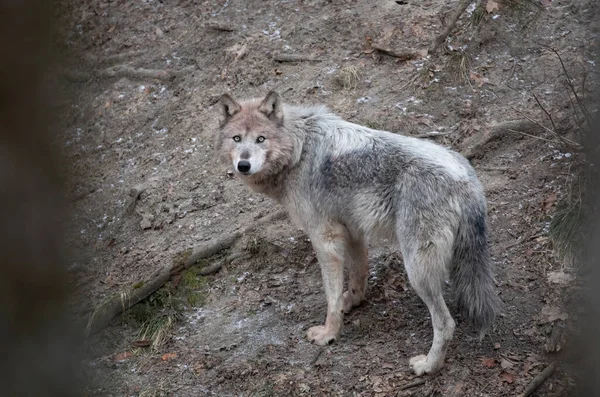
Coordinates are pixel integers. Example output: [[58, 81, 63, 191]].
[[429, 0, 473, 54], [461, 119, 543, 159], [84, 209, 287, 336]]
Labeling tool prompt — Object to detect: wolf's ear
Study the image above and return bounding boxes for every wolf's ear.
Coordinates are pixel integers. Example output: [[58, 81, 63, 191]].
[[258, 91, 283, 124], [218, 93, 242, 126]]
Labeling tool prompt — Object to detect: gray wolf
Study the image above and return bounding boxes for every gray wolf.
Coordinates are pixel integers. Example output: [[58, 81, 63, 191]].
[[215, 91, 500, 375]]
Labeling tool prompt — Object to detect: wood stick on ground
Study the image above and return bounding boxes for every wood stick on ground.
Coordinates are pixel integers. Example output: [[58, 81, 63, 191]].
[[399, 378, 427, 391], [205, 22, 236, 32], [83, 50, 146, 65], [370, 43, 418, 61], [429, 0, 473, 54], [414, 131, 453, 139], [518, 362, 557, 397], [63, 65, 196, 82], [85, 209, 287, 336], [273, 53, 322, 62]]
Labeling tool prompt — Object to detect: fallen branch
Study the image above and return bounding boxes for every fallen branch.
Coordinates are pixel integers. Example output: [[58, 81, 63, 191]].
[[83, 50, 146, 65], [399, 378, 427, 391], [370, 43, 419, 61], [205, 22, 236, 32], [273, 53, 322, 62], [85, 209, 287, 336], [414, 131, 453, 139], [429, 0, 473, 54], [63, 65, 195, 82], [518, 362, 557, 397]]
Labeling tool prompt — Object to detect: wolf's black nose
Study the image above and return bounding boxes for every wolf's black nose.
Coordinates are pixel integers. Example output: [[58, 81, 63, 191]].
[[237, 160, 251, 173]]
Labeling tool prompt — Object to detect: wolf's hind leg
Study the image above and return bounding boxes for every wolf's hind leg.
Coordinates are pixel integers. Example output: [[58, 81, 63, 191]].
[[403, 237, 456, 376], [343, 234, 368, 313], [306, 222, 349, 346]]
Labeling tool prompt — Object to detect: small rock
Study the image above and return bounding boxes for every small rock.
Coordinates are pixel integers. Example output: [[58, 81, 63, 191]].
[[140, 214, 154, 230]]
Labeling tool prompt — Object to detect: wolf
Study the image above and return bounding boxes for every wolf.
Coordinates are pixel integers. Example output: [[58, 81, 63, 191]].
[[214, 91, 500, 375]]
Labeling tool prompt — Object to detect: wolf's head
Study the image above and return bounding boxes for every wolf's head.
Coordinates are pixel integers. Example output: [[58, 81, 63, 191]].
[[216, 91, 297, 181]]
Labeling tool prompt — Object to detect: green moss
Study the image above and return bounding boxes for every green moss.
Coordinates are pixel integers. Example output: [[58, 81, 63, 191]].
[[172, 248, 193, 266], [132, 281, 144, 289], [180, 268, 208, 307]]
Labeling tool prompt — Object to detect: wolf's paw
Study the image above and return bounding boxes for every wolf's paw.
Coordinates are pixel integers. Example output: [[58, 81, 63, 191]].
[[342, 290, 364, 313], [409, 354, 440, 376], [306, 325, 337, 346]]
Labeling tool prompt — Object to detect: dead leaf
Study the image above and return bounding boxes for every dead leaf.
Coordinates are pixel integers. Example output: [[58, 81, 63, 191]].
[[541, 305, 569, 323], [156, 27, 164, 37], [501, 358, 514, 369], [547, 271, 575, 285], [482, 357, 496, 368], [542, 192, 557, 211], [114, 351, 132, 362], [486, 0, 500, 13], [494, 343, 501, 350], [470, 72, 490, 87], [225, 43, 248, 61], [161, 352, 177, 361], [108, 24, 116, 33], [382, 362, 395, 369], [500, 371, 514, 383]]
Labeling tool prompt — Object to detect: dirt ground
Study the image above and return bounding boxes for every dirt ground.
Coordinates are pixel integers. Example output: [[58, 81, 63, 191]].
[[55, 0, 599, 395]]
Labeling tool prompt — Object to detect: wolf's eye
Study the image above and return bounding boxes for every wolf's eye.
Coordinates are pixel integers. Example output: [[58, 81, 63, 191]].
[[257, 136, 266, 143], [232, 135, 241, 142]]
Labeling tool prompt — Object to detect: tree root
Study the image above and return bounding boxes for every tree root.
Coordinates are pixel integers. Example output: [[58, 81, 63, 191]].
[[84, 209, 287, 336], [461, 119, 543, 160], [429, 0, 473, 54]]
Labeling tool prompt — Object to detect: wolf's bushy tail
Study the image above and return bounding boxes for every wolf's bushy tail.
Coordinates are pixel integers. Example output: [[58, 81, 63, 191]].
[[451, 201, 500, 336]]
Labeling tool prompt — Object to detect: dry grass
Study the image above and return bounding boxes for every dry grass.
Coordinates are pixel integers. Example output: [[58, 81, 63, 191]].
[[335, 66, 361, 90]]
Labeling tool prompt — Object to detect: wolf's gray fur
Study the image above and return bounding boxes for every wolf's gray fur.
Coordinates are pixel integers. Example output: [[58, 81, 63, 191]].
[[215, 91, 500, 375]]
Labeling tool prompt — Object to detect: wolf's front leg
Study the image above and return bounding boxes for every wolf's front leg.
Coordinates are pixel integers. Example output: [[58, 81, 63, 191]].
[[306, 223, 349, 346]]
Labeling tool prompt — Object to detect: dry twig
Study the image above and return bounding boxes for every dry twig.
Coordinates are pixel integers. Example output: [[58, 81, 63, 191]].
[[518, 362, 557, 397], [273, 53, 322, 62]]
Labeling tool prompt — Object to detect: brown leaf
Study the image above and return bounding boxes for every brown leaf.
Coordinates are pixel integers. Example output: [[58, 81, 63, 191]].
[[470, 72, 490, 87], [486, 0, 500, 13], [161, 352, 177, 361], [114, 351, 133, 362], [107, 24, 116, 33], [543, 192, 557, 211], [131, 340, 152, 348], [500, 371, 514, 383], [482, 357, 496, 368]]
